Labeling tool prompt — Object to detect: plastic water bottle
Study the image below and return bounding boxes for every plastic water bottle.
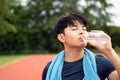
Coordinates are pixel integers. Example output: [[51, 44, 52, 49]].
[[83, 32, 107, 44]]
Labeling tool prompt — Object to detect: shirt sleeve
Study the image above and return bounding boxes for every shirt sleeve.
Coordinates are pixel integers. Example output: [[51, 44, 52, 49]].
[[104, 57, 116, 78], [96, 55, 115, 79], [42, 62, 51, 80]]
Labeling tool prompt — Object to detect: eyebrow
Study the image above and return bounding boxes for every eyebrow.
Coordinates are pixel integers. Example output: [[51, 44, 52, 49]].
[[82, 25, 86, 27]]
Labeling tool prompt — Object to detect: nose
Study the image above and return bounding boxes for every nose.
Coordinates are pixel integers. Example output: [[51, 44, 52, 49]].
[[79, 30, 85, 35], [79, 32, 83, 35]]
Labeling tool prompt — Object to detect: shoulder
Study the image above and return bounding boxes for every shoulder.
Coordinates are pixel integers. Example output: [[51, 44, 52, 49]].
[[42, 62, 51, 80], [95, 54, 114, 67], [95, 55, 115, 79], [95, 55, 109, 63]]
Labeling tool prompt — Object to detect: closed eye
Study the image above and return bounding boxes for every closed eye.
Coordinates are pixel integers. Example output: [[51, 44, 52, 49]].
[[71, 27, 78, 30], [82, 27, 87, 31], [70, 24, 78, 30]]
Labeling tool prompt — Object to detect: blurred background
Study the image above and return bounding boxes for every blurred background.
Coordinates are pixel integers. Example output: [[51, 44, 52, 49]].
[[0, 0, 120, 55], [0, 0, 120, 80]]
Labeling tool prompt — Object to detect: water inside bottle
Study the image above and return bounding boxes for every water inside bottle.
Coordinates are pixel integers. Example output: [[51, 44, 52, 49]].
[[83, 32, 107, 44]]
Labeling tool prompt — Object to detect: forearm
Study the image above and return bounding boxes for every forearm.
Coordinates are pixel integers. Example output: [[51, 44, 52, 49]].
[[104, 49, 120, 78]]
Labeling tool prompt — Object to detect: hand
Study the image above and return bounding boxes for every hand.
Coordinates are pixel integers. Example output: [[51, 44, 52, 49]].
[[87, 30, 113, 55]]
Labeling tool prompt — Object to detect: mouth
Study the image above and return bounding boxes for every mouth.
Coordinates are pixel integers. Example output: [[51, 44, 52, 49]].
[[79, 37, 87, 45], [79, 37, 84, 42]]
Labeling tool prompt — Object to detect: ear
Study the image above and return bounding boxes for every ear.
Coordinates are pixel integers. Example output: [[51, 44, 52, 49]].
[[57, 34, 65, 43]]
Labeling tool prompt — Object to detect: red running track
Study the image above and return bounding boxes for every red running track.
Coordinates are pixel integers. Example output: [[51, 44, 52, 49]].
[[0, 54, 119, 80], [0, 54, 56, 80]]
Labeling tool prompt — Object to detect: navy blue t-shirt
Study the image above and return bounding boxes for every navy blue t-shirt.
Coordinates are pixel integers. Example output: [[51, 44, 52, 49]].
[[42, 55, 115, 80]]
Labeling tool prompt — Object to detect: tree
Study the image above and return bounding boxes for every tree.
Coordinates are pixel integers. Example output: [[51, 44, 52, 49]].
[[24, 0, 113, 52], [0, 0, 116, 53], [77, 0, 113, 30], [0, 0, 17, 35]]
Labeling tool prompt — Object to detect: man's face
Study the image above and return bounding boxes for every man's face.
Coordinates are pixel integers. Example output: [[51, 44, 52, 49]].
[[63, 20, 87, 48]]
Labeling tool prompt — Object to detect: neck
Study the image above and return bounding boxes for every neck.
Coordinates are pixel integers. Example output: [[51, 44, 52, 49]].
[[64, 47, 84, 62]]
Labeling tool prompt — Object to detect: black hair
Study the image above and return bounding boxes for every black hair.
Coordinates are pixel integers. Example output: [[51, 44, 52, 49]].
[[54, 13, 88, 36]]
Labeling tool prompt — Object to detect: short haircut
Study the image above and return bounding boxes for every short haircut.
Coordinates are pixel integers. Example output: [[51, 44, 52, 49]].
[[54, 13, 88, 36]]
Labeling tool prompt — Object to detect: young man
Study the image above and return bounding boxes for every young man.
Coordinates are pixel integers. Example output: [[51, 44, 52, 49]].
[[42, 13, 120, 80]]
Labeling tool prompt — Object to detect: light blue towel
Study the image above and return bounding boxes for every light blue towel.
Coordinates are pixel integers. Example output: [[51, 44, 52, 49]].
[[46, 48, 100, 80]]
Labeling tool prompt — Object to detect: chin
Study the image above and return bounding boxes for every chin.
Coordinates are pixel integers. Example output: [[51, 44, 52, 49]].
[[80, 42, 87, 47]]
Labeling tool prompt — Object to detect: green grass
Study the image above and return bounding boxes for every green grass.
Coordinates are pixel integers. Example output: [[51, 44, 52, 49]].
[[0, 55, 26, 66], [0, 47, 120, 66]]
